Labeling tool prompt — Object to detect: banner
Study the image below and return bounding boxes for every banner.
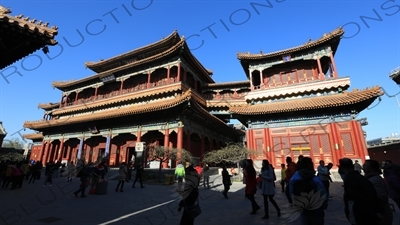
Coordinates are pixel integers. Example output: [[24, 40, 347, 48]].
[[77, 137, 83, 159], [105, 135, 111, 157]]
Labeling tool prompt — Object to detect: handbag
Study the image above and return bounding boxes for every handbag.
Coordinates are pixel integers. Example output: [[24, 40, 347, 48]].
[[184, 199, 202, 219]]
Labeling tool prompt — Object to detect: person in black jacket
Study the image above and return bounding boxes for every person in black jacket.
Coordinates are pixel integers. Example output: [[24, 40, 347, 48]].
[[222, 165, 231, 199], [178, 165, 200, 225], [340, 158, 383, 225], [73, 160, 89, 198], [132, 161, 144, 188]]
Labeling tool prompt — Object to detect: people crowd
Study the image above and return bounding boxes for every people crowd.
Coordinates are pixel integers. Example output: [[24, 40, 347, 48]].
[[1, 156, 399, 225]]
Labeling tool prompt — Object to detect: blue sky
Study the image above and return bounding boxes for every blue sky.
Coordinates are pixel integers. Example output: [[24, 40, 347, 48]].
[[0, 0, 399, 143]]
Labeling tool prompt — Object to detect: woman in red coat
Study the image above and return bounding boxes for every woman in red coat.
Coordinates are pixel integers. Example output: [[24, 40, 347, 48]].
[[244, 159, 260, 214]]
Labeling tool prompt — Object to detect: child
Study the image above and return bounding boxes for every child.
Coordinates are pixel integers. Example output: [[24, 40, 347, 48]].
[[280, 163, 286, 193]]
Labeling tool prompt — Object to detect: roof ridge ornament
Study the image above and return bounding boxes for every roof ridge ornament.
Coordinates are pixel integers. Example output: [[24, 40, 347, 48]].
[[0, 5, 11, 14]]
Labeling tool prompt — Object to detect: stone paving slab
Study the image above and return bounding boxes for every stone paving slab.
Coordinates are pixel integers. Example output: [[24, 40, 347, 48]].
[[0, 175, 399, 225]]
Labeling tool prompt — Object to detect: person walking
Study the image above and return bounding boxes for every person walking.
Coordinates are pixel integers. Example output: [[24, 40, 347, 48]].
[[280, 163, 286, 193], [67, 161, 75, 182], [285, 156, 297, 203], [244, 159, 260, 214], [43, 162, 54, 187], [222, 165, 231, 199], [116, 162, 127, 192], [73, 162, 90, 198], [175, 163, 185, 190], [178, 165, 200, 225], [132, 161, 144, 188], [363, 160, 393, 225], [202, 163, 210, 189], [259, 159, 280, 219]]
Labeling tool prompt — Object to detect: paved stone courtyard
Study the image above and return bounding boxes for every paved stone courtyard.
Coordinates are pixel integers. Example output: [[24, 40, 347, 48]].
[[0, 174, 399, 225]]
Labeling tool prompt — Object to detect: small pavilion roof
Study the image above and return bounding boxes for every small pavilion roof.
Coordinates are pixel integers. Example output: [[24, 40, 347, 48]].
[[38, 102, 60, 110], [22, 132, 43, 140], [0, 5, 58, 69], [84, 30, 180, 73], [229, 86, 382, 115], [237, 27, 344, 60]]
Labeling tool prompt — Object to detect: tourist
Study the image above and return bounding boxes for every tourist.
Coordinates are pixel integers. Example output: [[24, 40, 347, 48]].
[[175, 163, 185, 190], [363, 160, 393, 225], [340, 158, 383, 225], [115, 162, 127, 192], [2, 161, 14, 189], [132, 161, 144, 188], [354, 160, 363, 174], [383, 163, 400, 209], [67, 161, 75, 182], [73, 160, 90, 198], [28, 161, 40, 184], [202, 163, 210, 189], [285, 156, 297, 203], [244, 159, 260, 214], [317, 160, 331, 199], [259, 159, 280, 219], [11, 162, 24, 190], [178, 165, 200, 225], [222, 165, 231, 199], [289, 157, 328, 225], [43, 162, 55, 187], [280, 163, 286, 193]]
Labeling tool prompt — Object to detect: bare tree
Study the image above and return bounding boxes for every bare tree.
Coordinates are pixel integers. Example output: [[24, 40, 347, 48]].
[[147, 146, 192, 182], [1, 137, 25, 149], [203, 142, 254, 166]]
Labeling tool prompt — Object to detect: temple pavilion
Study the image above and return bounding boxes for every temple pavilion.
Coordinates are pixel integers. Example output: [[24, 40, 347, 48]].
[[23, 27, 382, 168]]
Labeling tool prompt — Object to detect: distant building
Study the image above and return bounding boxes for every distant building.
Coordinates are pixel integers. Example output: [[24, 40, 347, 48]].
[[367, 136, 400, 164]]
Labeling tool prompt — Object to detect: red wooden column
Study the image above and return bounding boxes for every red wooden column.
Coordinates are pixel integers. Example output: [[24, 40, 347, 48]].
[[136, 130, 141, 142], [316, 56, 324, 80], [259, 70, 264, 88], [94, 87, 98, 100], [177, 62, 181, 82], [330, 52, 338, 78], [328, 123, 339, 165], [43, 141, 51, 163], [38, 140, 46, 162], [177, 125, 183, 162], [264, 128, 273, 164], [119, 79, 125, 94], [162, 128, 170, 168], [351, 120, 367, 160], [147, 71, 151, 88], [167, 65, 171, 84], [246, 130, 252, 149], [57, 138, 64, 161]]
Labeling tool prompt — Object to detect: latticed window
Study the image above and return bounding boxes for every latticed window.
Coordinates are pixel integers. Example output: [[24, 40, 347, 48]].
[[256, 138, 263, 157], [310, 135, 320, 155], [320, 134, 331, 154], [341, 133, 354, 154]]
